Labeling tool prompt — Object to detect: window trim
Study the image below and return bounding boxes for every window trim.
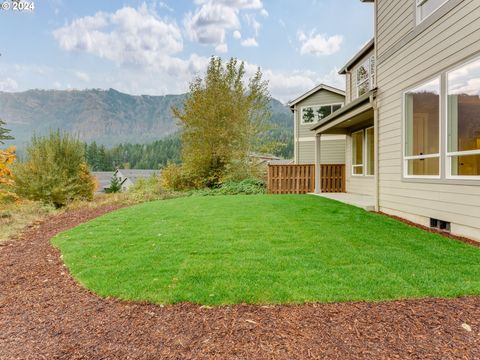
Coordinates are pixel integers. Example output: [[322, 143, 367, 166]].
[[445, 56, 480, 180], [365, 126, 375, 177], [416, 0, 450, 25], [402, 76, 442, 179], [300, 103, 344, 125]]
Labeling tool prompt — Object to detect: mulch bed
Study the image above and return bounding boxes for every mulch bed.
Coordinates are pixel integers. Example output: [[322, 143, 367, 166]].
[[1, 205, 479, 359]]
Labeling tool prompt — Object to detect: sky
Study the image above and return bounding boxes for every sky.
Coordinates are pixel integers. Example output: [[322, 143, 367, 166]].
[[0, 0, 374, 102]]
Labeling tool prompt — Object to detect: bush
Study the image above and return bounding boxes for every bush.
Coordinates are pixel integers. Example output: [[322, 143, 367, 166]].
[[160, 163, 195, 191], [191, 178, 266, 196], [14, 131, 95, 207]]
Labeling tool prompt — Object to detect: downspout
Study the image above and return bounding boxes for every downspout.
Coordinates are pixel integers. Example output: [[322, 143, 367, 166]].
[[373, 0, 380, 212], [371, 94, 380, 212]]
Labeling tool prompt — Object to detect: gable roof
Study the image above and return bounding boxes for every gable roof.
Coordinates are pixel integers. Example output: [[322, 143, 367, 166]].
[[338, 38, 375, 75], [288, 83, 345, 108]]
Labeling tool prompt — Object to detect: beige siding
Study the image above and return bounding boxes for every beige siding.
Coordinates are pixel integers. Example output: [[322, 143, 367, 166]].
[[376, 0, 480, 237], [345, 133, 375, 196], [345, 73, 352, 103], [297, 138, 346, 165], [349, 49, 375, 102]]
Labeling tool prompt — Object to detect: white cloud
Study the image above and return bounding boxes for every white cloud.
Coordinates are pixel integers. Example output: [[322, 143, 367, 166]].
[[0, 78, 18, 92], [74, 71, 90, 82], [215, 43, 228, 53], [185, 0, 266, 48], [233, 30, 242, 39], [298, 30, 343, 56], [53, 3, 183, 67], [241, 37, 258, 47], [244, 13, 261, 36]]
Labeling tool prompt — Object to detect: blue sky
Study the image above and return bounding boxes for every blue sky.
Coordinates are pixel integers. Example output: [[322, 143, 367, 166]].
[[0, 0, 373, 102]]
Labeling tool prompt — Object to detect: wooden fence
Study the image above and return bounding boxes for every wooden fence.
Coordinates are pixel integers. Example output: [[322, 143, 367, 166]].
[[320, 164, 345, 193], [267, 164, 345, 194]]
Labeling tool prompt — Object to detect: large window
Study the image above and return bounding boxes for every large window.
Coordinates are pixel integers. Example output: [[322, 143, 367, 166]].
[[447, 57, 480, 178], [404, 78, 440, 177], [352, 128, 375, 176], [301, 103, 343, 124], [356, 56, 375, 98], [352, 130, 364, 175], [416, 0, 450, 24]]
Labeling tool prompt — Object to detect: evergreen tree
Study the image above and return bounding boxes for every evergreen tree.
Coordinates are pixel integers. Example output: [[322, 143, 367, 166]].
[[0, 119, 14, 144], [105, 173, 122, 193]]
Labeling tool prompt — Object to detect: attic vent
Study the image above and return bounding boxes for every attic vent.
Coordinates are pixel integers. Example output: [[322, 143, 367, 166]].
[[430, 218, 451, 232]]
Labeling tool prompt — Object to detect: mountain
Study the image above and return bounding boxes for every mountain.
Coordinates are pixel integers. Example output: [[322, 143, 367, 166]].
[[0, 89, 293, 150]]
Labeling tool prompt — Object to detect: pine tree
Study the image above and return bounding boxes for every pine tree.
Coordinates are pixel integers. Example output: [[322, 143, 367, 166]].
[[0, 119, 14, 144], [105, 173, 122, 193]]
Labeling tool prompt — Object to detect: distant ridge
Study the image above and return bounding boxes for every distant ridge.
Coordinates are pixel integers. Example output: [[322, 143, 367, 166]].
[[0, 88, 292, 149]]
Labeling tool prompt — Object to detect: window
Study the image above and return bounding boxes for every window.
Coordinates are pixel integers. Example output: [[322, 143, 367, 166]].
[[352, 128, 375, 176], [352, 130, 364, 175], [447, 57, 480, 178], [301, 103, 343, 124], [356, 56, 375, 98], [366, 127, 375, 176], [404, 78, 440, 177], [416, 0, 449, 24]]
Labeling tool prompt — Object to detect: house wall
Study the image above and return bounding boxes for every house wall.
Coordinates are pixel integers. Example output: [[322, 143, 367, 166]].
[[345, 130, 375, 196], [375, 0, 480, 240], [298, 136, 346, 164], [294, 89, 346, 164]]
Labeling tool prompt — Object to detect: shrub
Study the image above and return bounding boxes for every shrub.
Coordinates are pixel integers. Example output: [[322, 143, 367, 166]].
[[160, 163, 195, 191], [14, 131, 95, 207], [191, 178, 266, 196], [0, 146, 17, 203]]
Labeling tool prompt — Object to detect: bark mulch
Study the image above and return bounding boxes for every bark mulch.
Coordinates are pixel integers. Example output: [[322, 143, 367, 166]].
[[1, 205, 480, 359]]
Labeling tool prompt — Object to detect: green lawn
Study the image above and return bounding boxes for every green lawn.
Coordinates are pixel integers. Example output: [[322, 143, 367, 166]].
[[52, 195, 480, 305]]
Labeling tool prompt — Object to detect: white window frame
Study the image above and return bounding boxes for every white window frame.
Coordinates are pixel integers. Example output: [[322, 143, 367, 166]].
[[445, 56, 480, 180], [300, 103, 344, 125], [351, 129, 364, 176], [356, 55, 375, 98], [416, 0, 450, 25], [402, 77, 442, 179]]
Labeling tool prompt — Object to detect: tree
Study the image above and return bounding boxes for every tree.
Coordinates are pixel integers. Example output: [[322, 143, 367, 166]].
[[105, 173, 122, 193], [14, 131, 95, 207], [0, 146, 17, 202], [0, 119, 14, 145], [171, 56, 271, 188]]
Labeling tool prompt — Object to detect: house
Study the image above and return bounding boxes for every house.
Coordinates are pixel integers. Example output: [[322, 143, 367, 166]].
[[306, 0, 480, 241], [91, 171, 115, 193], [288, 84, 347, 165], [115, 169, 159, 191]]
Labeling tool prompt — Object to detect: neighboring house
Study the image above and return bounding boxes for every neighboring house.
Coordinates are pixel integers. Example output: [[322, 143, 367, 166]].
[[308, 0, 480, 241], [92, 171, 115, 193], [249, 153, 282, 165], [288, 84, 347, 165], [115, 169, 159, 191]]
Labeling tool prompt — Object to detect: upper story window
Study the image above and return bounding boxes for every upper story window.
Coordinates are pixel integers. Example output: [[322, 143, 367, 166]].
[[356, 55, 375, 98], [301, 103, 343, 124], [416, 0, 450, 24]]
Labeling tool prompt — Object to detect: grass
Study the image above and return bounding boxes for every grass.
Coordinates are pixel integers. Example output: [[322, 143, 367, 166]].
[[52, 195, 480, 305]]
